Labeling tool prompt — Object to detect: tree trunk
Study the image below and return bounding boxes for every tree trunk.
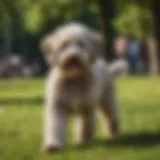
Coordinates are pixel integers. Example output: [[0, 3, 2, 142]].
[[147, 36, 159, 75], [2, 22, 12, 55], [151, 0, 160, 74], [97, 0, 115, 61], [12, 3, 27, 57]]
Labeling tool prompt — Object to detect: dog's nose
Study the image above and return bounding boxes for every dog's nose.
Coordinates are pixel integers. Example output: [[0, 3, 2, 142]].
[[66, 55, 81, 68], [68, 55, 80, 63]]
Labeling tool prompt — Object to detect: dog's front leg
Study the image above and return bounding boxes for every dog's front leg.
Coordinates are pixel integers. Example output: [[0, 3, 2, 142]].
[[44, 106, 67, 152], [44, 101, 68, 152]]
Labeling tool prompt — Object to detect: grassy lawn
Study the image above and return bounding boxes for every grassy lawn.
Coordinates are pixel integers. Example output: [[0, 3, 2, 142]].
[[0, 77, 160, 160]]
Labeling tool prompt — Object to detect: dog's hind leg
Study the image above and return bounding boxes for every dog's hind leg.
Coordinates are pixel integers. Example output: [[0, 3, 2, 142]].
[[75, 107, 96, 144], [99, 80, 120, 138]]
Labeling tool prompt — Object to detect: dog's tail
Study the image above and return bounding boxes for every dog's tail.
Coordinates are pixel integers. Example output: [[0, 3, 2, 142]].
[[108, 59, 128, 77]]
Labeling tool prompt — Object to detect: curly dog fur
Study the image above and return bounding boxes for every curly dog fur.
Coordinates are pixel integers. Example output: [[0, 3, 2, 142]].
[[40, 23, 127, 152]]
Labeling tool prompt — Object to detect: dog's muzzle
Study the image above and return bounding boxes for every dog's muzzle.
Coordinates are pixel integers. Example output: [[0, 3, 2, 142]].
[[64, 55, 83, 69], [59, 54, 89, 77]]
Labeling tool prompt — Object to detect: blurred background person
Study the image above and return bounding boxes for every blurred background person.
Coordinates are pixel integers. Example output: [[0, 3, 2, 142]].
[[127, 37, 141, 74], [114, 35, 129, 59]]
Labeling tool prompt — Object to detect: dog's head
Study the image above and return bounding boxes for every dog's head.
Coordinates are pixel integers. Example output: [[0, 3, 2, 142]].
[[40, 23, 104, 77]]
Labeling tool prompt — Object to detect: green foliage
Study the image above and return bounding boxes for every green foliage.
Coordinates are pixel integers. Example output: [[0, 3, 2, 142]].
[[114, 3, 152, 39], [0, 0, 12, 28], [0, 0, 99, 61], [24, 4, 43, 32], [19, 0, 85, 32], [0, 0, 156, 60], [0, 0, 81, 32]]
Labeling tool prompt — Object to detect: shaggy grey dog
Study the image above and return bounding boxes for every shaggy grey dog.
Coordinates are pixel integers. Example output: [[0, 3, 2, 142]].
[[40, 23, 127, 152]]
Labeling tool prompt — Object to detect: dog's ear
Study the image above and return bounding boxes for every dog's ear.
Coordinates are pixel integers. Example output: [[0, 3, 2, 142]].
[[90, 32, 105, 60], [40, 33, 54, 66]]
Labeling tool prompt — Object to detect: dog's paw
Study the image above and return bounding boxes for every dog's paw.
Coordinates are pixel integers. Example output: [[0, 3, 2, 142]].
[[43, 144, 62, 153], [108, 121, 120, 139]]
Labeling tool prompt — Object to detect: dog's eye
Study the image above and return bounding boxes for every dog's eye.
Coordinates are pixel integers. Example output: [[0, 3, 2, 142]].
[[77, 40, 85, 49], [60, 40, 69, 50]]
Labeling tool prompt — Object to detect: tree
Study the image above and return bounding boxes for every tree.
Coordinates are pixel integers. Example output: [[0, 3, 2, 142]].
[[0, 0, 15, 55], [151, 0, 160, 74], [96, 0, 115, 61]]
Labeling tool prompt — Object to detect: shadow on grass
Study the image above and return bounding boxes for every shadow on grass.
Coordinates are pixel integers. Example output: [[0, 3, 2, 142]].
[[0, 97, 43, 106], [41, 132, 160, 155], [70, 132, 160, 151]]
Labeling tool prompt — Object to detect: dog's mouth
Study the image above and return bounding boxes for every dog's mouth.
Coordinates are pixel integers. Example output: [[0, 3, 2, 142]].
[[60, 56, 89, 77], [65, 57, 82, 70]]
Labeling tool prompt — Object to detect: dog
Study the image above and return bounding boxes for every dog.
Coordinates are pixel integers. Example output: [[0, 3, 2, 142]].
[[40, 23, 127, 152]]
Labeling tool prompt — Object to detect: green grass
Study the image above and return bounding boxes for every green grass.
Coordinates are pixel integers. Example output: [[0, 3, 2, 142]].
[[0, 77, 160, 160]]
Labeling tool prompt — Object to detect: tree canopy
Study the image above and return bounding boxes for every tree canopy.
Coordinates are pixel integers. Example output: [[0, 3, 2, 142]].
[[0, 0, 158, 61]]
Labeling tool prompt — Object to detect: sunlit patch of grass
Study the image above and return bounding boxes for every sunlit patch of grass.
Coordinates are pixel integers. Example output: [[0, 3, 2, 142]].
[[0, 77, 160, 160]]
